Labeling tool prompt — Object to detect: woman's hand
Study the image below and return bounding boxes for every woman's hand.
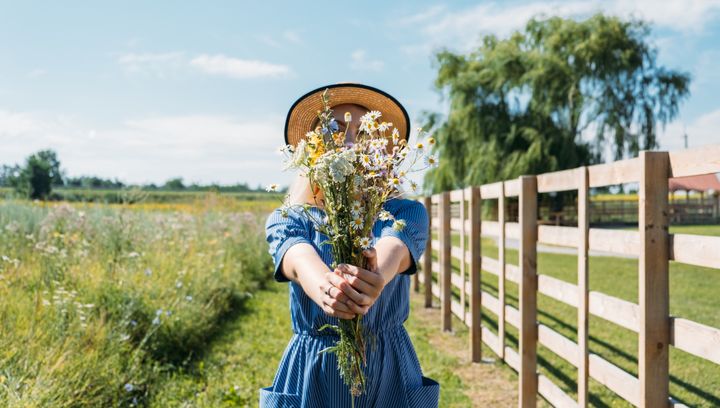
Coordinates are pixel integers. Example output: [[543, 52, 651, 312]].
[[321, 271, 370, 319], [330, 248, 386, 311]]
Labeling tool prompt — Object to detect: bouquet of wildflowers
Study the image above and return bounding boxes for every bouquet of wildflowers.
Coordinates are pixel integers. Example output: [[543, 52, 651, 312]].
[[271, 89, 437, 402]]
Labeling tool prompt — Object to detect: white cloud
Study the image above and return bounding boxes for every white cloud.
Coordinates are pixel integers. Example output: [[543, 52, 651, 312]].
[[116, 52, 186, 78], [401, 1, 720, 53], [0, 109, 294, 187], [350, 50, 385, 72], [27, 69, 47, 78], [283, 30, 302, 44], [190, 54, 291, 79], [116, 52, 291, 80]]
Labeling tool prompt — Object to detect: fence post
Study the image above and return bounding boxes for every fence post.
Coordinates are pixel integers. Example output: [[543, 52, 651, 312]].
[[423, 196, 433, 307], [498, 182, 506, 360], [639, 151, 670, 407], [460, 189, 466, 323], [577, 167, 590, 407], [518, 176, 538, 408], [469, 186, 482, 362], [440, 191, 452, 332]]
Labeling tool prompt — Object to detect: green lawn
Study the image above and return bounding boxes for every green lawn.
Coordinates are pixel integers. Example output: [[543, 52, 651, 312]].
[[430, 229, 720, 407]]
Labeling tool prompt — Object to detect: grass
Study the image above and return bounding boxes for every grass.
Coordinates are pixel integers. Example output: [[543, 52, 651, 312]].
[[430, 227, 720, 407], [0, 200, 273, 406], [147, 280, 523, 407]]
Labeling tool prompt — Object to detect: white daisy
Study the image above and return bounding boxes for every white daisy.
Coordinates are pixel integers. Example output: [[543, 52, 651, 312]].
[[392, 219, 407, 232], [378, 210, 393, 221], [266, 183, 278, 192], [351, 216, 364, 230], [358, 236, 372, 249], [424, 155, 438, 168], [392, 128, 400, 144]]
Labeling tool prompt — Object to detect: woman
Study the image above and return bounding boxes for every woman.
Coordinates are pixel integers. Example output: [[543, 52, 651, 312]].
[[261, 83, 439, 408]]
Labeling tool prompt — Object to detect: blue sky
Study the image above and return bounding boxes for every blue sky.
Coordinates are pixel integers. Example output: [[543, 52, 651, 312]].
[[2, 1, 720, 188]]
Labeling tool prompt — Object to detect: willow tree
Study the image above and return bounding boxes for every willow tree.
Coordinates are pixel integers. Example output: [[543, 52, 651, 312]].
[[423, 14, 690, 193]]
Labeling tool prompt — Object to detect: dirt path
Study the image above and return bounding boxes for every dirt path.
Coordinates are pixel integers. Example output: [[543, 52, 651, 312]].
[[406, 290, 519, 407]]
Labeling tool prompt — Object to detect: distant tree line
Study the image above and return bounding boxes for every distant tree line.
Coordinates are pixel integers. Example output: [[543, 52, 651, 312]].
[[0, 149, 278, 200]]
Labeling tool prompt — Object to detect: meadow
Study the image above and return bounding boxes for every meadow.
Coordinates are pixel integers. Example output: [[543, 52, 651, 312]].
[[0, 197, 274, 407]]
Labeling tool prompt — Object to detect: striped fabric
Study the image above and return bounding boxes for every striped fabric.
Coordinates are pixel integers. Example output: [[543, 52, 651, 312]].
[[262, 198, 440, 408]]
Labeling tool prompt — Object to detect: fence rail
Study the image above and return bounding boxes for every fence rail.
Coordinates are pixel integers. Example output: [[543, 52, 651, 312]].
[[413, 144, 720, 407]]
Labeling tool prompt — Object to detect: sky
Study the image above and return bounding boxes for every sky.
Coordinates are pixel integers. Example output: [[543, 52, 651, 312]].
[[2, 0, 720, 189]]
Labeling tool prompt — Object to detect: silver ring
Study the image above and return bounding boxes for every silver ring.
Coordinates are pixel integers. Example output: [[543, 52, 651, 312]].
[[325, 286, 332, 297]]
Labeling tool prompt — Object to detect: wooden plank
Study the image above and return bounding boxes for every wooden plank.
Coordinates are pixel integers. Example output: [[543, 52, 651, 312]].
[[538, 274, 579, 308], [578, 166, 590, 408], [519, 175, 538, 408], [505, 304, 520, 329], [538, 324, 579, 367], [431, 240, 439, 251], [430, 194, 441, 204], [538, 225, 578, 248], [589, 291, 640, 332], [480, 181, 503, 199], [481, 221, 501, 237], [481, 290, 501, 316], [670, 233, 720, 269], [588, 157, 640, 187], [506, 263, 521, 284], [498, 183, 507, 360], [431, 283, 441, 299], [440, 191, 452, 332], [449, 188, 464, 202], [505, 346, 520, 371], [670, 317, 720, 365], [482, 326, 502, 356], [538, 374, 578, 408], [423, 196, 433, 306], [668, 144, 720, 178], [451, 272, 463, 291], [537, 167, 580, 193], [469, 186, 482, 362], [588, 228, 640, 256], [588, 354, 640, 406], [505, 179, 520, 197], [451, 299, 464, 320], [481, 256, 500, 276], [450, 218, 464, 231], [638, 151, 670, 407], [505, 222, 520, 240]]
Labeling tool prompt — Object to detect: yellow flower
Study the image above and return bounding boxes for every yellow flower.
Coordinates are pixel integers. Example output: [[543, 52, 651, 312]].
[[428, 137, 436, 145]]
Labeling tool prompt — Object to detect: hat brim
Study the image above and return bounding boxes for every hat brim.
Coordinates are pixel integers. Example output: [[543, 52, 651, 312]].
[[284, 83, 411, 147]]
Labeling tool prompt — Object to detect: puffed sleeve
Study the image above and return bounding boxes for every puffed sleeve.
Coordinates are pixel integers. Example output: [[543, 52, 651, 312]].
[[265, 207, 315, 283], [377, 198, 429, 275]]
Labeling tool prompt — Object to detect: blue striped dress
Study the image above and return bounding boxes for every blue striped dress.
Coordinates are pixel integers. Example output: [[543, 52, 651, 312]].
[[261, 197, 440, 408]]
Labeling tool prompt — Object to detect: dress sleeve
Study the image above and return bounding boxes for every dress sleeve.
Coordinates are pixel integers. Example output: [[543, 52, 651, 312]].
[[265, 207, 315, 283], [377, 199, 429, 276]]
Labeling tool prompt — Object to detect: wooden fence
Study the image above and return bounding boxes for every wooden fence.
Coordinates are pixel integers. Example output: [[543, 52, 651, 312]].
[[413, 145, 720, 407]]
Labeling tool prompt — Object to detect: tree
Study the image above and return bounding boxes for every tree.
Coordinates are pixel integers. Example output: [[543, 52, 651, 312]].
[[11, 152, 56, 199], [163, 177, 185, 190], [423, 14, 690, 193]]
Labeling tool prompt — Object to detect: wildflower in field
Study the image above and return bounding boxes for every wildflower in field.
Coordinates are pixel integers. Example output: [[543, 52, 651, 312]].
[[266, 184, 279, 192], [351, 216, 363, 230], [424, 155, 438, 168], [124, 383, 134, 392], [186, 295, 193, 301], [144, 268, 152, 276]]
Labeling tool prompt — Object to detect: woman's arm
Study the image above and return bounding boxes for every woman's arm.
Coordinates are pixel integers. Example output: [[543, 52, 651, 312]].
[[280, 242, 369, 319]]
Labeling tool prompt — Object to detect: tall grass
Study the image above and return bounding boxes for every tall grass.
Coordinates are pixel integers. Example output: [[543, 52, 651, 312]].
[[0, 200, 272, 407]]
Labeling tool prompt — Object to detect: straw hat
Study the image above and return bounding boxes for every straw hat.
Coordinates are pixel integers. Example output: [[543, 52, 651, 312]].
[[284, 83, 410, 147]]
